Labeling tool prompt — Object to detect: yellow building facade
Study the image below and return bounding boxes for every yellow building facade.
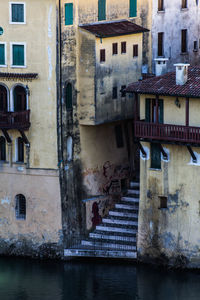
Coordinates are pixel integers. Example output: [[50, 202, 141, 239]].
[[0, 0, 62, 257], [127, 64, 200, 268]]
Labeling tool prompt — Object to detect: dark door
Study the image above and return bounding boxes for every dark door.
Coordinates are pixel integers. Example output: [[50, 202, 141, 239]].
[[0, 85, 8, 112], [14, 86, 26, 112]]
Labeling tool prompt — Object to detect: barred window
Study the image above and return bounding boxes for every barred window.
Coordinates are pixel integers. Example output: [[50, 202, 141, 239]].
[[15, 194, 26, 220]]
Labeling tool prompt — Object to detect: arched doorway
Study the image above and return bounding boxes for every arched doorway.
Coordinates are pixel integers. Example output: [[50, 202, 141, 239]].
[[13, 86, 26, 112], [0, 85, 8, 112]]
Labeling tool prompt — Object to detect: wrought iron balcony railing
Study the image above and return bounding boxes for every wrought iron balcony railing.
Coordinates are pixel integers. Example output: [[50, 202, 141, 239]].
[[0, 110, 31, 130]]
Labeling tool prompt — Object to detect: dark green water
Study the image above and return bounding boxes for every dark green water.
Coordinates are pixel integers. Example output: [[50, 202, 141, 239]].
[[0, 257, 200, 300]]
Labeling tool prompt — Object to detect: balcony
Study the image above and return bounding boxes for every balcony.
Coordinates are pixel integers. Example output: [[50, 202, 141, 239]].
[[134, 121, 200, 145], [0, 110, 31, 130]]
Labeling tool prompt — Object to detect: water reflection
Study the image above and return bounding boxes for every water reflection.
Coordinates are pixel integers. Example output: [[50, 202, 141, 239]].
[[0, 257, 200, 300]]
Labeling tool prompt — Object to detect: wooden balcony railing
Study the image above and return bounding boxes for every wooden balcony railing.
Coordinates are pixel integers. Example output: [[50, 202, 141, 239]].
[[134, 121, 200, 144], [0, 110, 31, 130]]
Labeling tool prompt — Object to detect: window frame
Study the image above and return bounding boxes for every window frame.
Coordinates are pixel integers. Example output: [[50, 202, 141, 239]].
[[15, 194, 26, 220], [9, 2, 26, 25], [10, 42, 26, 68], [0, 42, 7, 67]]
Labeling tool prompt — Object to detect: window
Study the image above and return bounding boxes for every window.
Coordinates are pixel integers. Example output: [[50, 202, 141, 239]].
[[112, 43, 118, 55], [158, 0, 164, 11], [10, 2, 25, 24], [67, 136, 73, 161], [151, 143, 161, 169], [0, 137, 6, 161], [15, 194, 26, 220], [11, 43, 26, 67], [194, 41, 198, 51], [159, 196, 167, 209], [181, 29, 187, 53], [66, 83, 72, 110], [0, 43, 6, 66], [98, 0, 106, 21], [182, 0, 187, 8], [145, 98, 163, 123], [121, 42, 126, 54], [121, 85, 126, 97], [0, 85, 8, 112], [13, 86, 26, 112], [17, 137, 24, 162], [115, 125, 124, 148], [112, 87, 118, 99], [130, 0, 137, 17], [65, 3, 73, 25], [158, 32, 164, 56], [100, 49, 105, 62], [133, 44, 138, 57]]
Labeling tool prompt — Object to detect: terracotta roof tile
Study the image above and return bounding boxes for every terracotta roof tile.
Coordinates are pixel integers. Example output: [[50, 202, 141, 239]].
[[126, 66, 200, 98], [80, 20, 149, 38]]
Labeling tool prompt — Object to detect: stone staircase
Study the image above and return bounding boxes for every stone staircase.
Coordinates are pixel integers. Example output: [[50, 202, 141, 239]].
[[64, 181, 139, 260]]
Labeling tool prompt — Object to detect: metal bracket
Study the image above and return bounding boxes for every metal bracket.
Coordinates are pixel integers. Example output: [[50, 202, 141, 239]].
[[2, 129, 12, 144], [19, 130, 30, 146], [138, 142, 147, 158], [187, 145, 197, 163], [159, 144, 168, 160]]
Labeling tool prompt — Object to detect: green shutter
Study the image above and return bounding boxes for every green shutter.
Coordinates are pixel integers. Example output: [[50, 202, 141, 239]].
[[159, 99, 164, 124], [98, 0, 106, 21], [151, 143, 161, 169], [13, 45, 24, 66], [145, 99, 151, 122], [65, 3, 73, 25], [0, 45, 5, 65], [130, 0, 137, 17], [12, 4, 24, 22], [66, 83, 72, 109]]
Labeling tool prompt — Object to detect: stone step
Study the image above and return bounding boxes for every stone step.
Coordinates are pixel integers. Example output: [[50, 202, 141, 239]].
[[89, 233, 136, 243], [115, 204, 138, 210], [81, 240, 136, 251], [109, 211, 138, 218], [130, 182, 140, 188], [102, 218, 138, 226], [64, 248, 137, 259], [96, 225, 137, 234], [127, 189, 140, 195], [121, 197, 139, 203]]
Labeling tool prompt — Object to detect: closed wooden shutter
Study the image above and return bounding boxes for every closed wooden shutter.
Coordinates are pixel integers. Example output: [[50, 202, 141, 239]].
[[0, 45, 5, 65], [159, 99, 164, 124], [65, 3, 73, 25], [66, 83, 72, 110], [130, 0, 137, 17], [13, 45, 24, 66], [151, 143, 161, 169], [12, 4, 24, 22], [158, 0, 164, 11], [98, 0, 106, 21], [145, 99, 151, 122]]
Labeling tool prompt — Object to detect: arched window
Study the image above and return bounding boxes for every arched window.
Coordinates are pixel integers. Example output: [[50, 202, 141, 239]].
[[0, 136, 6, 161], [14, 86, 26, 112], [0, 85, 8, 112], [17, 137, 24, 162], [66, 83, 72, 110], [15, 194, 26, 220]]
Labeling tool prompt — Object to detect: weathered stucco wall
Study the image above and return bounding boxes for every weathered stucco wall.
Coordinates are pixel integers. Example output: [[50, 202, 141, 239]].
[[138, 95, 200, 267], [152, 0, 200, 72]]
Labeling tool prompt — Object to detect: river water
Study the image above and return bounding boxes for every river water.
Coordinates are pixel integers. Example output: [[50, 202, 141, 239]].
[[0, 257, 200, 300]]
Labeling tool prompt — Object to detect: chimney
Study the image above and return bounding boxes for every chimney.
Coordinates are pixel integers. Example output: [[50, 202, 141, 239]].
[[174, 63, 190, 85], [154, 58, 169, 76]]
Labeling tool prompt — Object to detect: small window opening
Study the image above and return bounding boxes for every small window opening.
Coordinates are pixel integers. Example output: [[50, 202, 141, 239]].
[[17, 137, 24, 162], [112, 43, 118, 55], [100, 49, 105, 62], [121, 85, 126, 97], [112, 87, 118, 99], [194, 41, 198, 51], [158, 0, 164, 11], [182, 0, 187, 8], [133, 44, 138, 57], [121, 42, 126, 54], [15, 194, 26, 220], [115, 125, 124, 148], [159, 196, 167, 209]]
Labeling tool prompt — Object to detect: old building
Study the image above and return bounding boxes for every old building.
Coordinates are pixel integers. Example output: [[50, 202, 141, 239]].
[[152, 0, 200, 72], [0, 0, 62, 257], [127, 64, 200, 268], [57, 0, 151, 246]]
